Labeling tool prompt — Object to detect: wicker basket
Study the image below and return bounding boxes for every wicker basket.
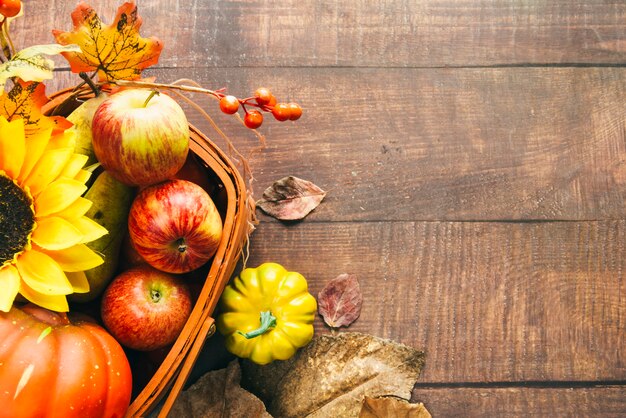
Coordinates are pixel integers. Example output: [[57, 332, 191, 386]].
[[44, 88, 253, 417]]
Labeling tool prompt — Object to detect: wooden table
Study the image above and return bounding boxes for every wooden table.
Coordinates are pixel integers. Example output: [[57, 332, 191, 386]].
[[25, 1, 625, 416]]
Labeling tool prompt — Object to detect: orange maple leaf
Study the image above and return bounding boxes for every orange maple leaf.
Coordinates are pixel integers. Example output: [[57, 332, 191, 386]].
[[52, 1, 163, 82], [0, 80, 71, 137]]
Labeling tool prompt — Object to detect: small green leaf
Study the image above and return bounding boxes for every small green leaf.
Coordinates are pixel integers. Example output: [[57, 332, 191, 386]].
[[37, 326, 52, 344], [0, 44, 81, 93]]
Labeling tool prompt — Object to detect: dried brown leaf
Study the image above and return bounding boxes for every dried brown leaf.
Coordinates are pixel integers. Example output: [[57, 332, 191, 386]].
[[241, 332, 425, 418], [167, 360, 271, 418], [256, 176, 326, 220], [318, 273, 363, 328], [360, 397, 432, 418]]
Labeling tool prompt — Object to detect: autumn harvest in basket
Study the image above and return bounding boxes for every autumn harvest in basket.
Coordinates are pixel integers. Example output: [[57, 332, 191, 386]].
[[0, 1, 429, 417]]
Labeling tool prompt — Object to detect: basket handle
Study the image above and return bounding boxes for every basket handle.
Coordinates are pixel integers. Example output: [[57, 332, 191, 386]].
[[156, 316, 216, 417]]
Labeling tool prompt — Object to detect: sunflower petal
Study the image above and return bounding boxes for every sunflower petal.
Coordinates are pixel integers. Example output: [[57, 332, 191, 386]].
[[55, 197, 92, 220], [16, 250, 73, 295], [19, 280, 69, 312], [57, 153, 88, 179], [39, 244, 104, 272], [0, 265, 20, 312], [73, 216, 108, 243], [47, 130, 76, 150], [73, 169, 92, 184], [66, 271, 90, 294], [30, 216, 84, 250], [23, 148, 73, 196], [34, 178, 87, 217], [19, 127, 52, 182], [0, 118, 26, 179]]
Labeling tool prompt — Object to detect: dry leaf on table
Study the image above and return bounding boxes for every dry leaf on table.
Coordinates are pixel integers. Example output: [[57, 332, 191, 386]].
[[241, 332, 425, 418], [256, 176, 326, 220], [167, 360, 271, 418], [318, 273, 363, 328], [360, 396, 432, 418]]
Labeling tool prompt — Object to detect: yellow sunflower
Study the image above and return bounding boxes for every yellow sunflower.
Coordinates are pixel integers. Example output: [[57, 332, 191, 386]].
[[0, 116, 106, 312]]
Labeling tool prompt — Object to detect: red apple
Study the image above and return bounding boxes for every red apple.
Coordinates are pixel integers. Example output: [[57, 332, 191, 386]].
[[91, 88, 190, 186], [100, 265, 192, 351], [174, 153, 216, 196], [128, 179, 223, 274]]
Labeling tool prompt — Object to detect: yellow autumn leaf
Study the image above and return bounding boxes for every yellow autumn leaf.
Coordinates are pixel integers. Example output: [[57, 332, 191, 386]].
[[52, 1, 163, 82], [0, 80, 72, 137]]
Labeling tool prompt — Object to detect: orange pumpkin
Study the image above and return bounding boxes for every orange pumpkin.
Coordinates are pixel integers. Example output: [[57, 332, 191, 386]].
[[0, 304, 132, 418]]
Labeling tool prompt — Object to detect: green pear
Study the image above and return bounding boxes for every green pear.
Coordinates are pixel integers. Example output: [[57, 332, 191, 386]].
[[66, 93, 109, 167], [69, 170, 135, 303]]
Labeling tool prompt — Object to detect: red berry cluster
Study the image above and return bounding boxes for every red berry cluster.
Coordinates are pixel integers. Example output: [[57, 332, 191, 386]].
[[217, 87, 302, 129]]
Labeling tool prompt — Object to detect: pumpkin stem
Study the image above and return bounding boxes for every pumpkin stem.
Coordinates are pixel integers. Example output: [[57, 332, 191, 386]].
[[237, 310, 276, 339], [22, 304, 71, 326], [56, 312, 71, 325]]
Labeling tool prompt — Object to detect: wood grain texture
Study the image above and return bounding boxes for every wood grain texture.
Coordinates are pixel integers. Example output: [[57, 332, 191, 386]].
[[243, 221, 626, 383], [19, 0, 626, 414], [411, 386, 626, 417], [47, 66, 626, 221], [17, 0, 626, 67]]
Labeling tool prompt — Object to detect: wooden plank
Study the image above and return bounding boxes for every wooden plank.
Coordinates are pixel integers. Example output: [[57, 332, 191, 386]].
[[47, 66, 626, 221], [18, 0, 626, 67], [410, 386, 626, 417], [242, 220, 626, 383]]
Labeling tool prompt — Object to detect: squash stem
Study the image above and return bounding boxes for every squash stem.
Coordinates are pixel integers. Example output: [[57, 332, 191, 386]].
[[237, 310, 276, 339]]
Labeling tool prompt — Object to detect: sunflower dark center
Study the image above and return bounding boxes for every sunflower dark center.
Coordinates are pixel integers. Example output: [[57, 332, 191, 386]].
[[0, 174, 35, 265]]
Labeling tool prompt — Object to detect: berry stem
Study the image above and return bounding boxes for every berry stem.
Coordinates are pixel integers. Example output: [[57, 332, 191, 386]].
[[107, 79, 301, 129], [111, 80, 276, 114], [0, 19, 13, 61], [112, 79, 222, 99]]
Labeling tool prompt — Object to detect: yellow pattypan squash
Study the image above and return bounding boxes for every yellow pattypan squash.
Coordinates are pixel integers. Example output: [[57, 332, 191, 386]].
[[216, 262, 317, 365]]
